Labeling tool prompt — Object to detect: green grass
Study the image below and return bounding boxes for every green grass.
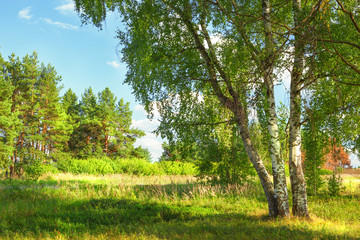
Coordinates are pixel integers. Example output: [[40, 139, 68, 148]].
[[0, 173, 359, 239]]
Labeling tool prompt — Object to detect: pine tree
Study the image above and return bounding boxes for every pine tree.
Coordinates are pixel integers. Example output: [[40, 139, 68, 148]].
[[1, 50, 146, 175], [68, 87, 145, 158], [111, 98, 145, 158], [0, 54, 20, 172], [97, 89, 145, 158], [62, 88, 79, 117], [2, 52, 70, 175], [98, 87, 118, 156], [61, 88, 79, 154], [6, 53, 33, 176], [73, 87, 103, 157], [37, 64, 72, 160]]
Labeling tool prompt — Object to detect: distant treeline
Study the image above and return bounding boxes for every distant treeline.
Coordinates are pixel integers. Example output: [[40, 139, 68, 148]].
[[0, 51, 148, 177]]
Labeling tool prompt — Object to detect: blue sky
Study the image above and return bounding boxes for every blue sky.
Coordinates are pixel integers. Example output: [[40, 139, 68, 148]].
[[0, 0, 164, 160], [0, 0, 359, 167]]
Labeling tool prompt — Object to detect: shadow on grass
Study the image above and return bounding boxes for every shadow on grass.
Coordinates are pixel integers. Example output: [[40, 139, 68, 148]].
[[0, 191, 353, 239], [0, 178, 113, 192]]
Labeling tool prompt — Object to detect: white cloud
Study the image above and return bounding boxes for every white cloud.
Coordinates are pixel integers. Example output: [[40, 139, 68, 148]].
[[43, 18, 78, 30], [107, 61, 121, 69], [134, 104, 161, 118], [134, 104, 147, 114], [19, 7, 32, 20], [274, 66, 291, 92], [132, 104, 164, 161], [132, 105, 161, 132], [134, 133, 164, 161], [135, 133, 163, 152], [132, 119, 160, 132], [55, 2, 75, 14]]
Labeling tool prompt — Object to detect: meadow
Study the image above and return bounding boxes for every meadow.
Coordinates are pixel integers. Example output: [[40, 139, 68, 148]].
[[0, 172, 359, 240]]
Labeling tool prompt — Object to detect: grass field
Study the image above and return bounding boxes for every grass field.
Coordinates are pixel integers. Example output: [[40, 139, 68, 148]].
[[0, 173, 359, 239]]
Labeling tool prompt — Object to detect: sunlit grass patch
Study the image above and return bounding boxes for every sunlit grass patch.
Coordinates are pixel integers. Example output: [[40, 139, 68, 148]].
[[0, 173, 359, 239], [39, 172, 197, 186]]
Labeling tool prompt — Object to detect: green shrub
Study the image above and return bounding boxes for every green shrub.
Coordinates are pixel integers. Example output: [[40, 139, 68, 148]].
[[56, 156, 198, 176], [156, 161, 198, 175], [327, 172, 345, 196], [56, 157, 115, 174], [319, 168, 333, 175], [113, 158, 164, 176], [24, 162, 60, 180], [335, 167, 343, 174]]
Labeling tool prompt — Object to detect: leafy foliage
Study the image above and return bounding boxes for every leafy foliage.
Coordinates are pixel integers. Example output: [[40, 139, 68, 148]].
[[302, 110, 327, 195], [156, 161, 198, 176], [158, 102, 255, 183], [56, 156, 198, 176], [23, 161, 60, 180]]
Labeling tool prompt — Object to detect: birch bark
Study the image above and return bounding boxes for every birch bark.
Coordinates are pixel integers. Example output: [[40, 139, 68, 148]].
[[289, 0, 309, 217], [234, 108, 278, 217], [174, 4, 279, 217], [262, 0, 290, 218]]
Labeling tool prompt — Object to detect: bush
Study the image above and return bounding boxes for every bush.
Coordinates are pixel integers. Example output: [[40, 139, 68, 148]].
[[24, 162, 60, 180], [327, 172, 345, 196], [56, 157, 114, 175], [335, 167, 343, 174], [112, 158, 164, 176], [55, 157, 198, 176], [156, 161, 198, 175], [319, 169, 333, 175]]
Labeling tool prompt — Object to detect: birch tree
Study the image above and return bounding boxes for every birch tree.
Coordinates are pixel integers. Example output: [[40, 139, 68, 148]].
[[74, 0, 360, 218], [73, 0, 297, 217]]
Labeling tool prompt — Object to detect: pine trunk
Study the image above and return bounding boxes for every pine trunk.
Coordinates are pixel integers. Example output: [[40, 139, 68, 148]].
[[9, 157, 15, 178], [10, 94, 16, 178], [104, 123, 109, 156]]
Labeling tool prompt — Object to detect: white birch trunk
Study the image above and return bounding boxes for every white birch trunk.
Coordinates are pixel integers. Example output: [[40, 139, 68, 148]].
[[289, 89, 309, 217], [177, 4, 278, 217], [262, 0, 290, 217], [235, 110, 278, 217], [289, 0, 309, 217]]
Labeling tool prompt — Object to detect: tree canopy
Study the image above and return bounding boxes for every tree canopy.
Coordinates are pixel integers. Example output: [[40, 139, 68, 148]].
[[0, 51, 147, 176], [72, 0, 360, 218]]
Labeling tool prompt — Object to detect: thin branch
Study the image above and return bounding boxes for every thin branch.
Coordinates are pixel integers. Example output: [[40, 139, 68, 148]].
[[301, 102, 360, 126], [333, 78, 360, 86], [179, 120, 235, 127], [336, 0, 360, 34], [318, 39, 360, 51], [328, 33, 360, 75], [299, 67, 337, 91], [166, 1, 236, 112]]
